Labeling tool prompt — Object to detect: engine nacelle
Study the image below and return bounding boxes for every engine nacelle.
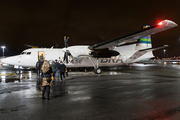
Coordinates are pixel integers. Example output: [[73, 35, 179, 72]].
[[89, 49, 119, 58]]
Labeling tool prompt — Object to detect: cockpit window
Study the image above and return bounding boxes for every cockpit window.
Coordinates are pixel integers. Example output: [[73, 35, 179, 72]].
[[20, 52, 31, 55], [27, 52, 31, 55], [21, 52, 26, 55]]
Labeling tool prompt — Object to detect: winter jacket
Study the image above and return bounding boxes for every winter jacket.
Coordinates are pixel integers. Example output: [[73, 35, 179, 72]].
[[50, 63, 57, 72], [42, 67, 53, 86], [59, 64, 66, 72]]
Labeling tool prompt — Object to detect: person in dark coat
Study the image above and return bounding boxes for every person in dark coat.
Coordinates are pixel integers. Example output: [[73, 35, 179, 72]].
[[65, 68, 68, 77], [40, 54, 44, 61], [36, 60, 41, 76], [50, 61, 57, 77], [55, 60, 60, 79], [41, 60, 53, 100], [36, 60, 44, 85], [59, 61, 66, 81]]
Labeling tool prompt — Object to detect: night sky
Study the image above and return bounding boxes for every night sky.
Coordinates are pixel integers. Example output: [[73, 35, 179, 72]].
[[0, 0, 180, 58]]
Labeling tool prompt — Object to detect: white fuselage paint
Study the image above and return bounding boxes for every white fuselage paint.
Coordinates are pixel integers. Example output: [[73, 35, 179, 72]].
[[1, 45, 154, 68]]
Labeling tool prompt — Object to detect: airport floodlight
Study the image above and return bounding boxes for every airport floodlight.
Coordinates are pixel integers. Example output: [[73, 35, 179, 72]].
[[1, 46, 5, 58], [1, 46, 5, 49], [163, 49, 166, 58]]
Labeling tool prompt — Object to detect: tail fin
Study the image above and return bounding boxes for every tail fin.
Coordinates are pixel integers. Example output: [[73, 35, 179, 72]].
[[136, 25, 152, 50]]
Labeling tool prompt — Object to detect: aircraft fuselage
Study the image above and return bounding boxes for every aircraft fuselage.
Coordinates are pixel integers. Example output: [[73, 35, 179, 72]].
[[1, 45, 154, 68]]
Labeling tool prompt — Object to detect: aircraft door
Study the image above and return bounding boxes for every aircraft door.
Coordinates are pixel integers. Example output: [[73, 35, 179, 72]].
[[38, 51, 45, 61]]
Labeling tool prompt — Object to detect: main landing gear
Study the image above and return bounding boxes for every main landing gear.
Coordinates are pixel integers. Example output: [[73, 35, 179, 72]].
[[90, 57, 101, 74], [94, 68, 101, 74]]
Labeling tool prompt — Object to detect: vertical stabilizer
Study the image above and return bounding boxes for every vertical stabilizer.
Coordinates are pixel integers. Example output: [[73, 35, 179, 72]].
[[136, 25, 152, 50]]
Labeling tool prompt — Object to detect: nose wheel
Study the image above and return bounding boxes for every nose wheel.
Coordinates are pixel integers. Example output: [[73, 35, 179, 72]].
[[94, 68, 101, 74]]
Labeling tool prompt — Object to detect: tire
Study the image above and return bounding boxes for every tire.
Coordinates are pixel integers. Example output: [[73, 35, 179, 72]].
[[94, 68, 101, 74]]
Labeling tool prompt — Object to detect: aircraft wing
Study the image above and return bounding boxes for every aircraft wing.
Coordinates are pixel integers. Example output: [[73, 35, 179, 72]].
[[88, 20, 177, 50]]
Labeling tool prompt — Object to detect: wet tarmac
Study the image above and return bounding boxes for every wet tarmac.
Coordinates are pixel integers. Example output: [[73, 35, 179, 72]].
[[1, 64, 180, 119]]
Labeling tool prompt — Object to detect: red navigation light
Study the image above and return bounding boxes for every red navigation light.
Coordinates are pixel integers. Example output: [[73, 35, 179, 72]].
[[157, 21, 164, 26]]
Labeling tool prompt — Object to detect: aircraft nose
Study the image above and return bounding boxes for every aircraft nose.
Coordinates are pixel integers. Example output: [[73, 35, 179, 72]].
[[0, 56, 20, 65]]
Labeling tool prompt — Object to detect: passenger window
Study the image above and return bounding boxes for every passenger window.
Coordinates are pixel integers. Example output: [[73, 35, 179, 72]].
[[27, 52, 31, 55]]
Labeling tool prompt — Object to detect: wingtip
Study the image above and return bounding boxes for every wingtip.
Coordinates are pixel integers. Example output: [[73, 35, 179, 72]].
[[162, 20, 178, 27], [164, 45, 169, 47]]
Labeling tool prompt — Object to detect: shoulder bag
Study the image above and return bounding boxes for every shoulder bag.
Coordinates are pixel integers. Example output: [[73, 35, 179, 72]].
[[43, 73, 51, 83]]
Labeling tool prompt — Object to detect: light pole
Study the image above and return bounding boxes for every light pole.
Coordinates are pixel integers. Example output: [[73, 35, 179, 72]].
[[163, 49, 166, 58], [1, 46, 5, 58]]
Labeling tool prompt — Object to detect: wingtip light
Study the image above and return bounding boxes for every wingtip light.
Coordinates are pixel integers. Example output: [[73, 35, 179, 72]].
[[157, 21, 164, 26]]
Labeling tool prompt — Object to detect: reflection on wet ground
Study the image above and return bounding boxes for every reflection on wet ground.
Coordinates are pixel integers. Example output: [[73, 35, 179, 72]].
[[1, 64, 180, 119], [0, 70, 33, 83]]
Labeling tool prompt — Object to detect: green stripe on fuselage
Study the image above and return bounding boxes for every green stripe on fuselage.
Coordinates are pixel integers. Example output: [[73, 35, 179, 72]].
[[140, 38, 151, 42]]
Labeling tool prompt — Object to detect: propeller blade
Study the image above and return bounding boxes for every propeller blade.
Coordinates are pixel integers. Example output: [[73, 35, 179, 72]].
[[64, 52, 66, 61], [63, 52, 69, 64], [66, 54, 68, 64], [63, 36, 70, 63], [64, 36, 69, 48]]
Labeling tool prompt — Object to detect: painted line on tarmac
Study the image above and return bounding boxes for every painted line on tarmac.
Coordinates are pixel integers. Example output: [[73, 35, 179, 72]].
[[0, 72, 26, 76], [0, 73, 16, 76]]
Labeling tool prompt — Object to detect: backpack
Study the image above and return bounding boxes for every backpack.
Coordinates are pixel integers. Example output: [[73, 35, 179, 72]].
[[52, 64, 57, 72]]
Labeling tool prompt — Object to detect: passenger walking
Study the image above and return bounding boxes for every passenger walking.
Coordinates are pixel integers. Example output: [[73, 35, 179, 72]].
[[35, 60, 42, 76], [39, 60, 44, 79], [55, 60, 60, 80], [40, 54, 44, 61], [59, 61, 66, 81], [65, 68, 68, 77], [41, 60, 53, 100], [36, 60, 43, 85], [50, 61, 57, 77]]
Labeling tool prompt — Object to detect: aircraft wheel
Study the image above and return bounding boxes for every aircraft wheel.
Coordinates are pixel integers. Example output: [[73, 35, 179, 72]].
[[94, 68, 101, 74]]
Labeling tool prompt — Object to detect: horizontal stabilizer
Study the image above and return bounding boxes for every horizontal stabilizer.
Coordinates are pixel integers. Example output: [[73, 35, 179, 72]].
[[139, 45, 168, 52], [125, 45, 168, 63]]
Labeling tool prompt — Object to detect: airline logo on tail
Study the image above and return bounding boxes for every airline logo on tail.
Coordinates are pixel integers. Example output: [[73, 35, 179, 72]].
[[136, 25, 152, 50], [139, 35, 151, 44], [140, 25, 151, 44]]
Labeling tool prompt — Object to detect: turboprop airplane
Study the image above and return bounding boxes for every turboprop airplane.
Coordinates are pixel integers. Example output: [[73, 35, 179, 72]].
[[1, 20, 178, 74]]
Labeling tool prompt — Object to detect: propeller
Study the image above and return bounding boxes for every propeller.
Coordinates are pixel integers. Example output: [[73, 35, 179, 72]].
[[63, 36, 71, 64]]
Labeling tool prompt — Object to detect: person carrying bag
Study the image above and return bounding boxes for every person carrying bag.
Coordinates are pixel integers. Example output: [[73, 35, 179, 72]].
[[41, 60, 53, 100]]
